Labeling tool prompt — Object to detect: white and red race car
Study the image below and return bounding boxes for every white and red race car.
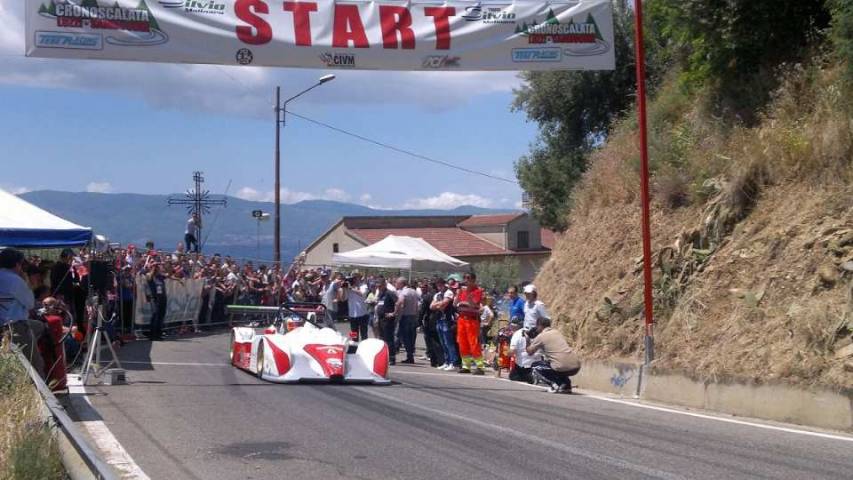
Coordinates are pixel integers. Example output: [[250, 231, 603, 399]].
[[228, 303, 390, 384]]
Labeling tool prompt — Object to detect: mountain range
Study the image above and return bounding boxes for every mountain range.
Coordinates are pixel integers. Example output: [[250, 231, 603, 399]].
[[20, 191, 514, 262]]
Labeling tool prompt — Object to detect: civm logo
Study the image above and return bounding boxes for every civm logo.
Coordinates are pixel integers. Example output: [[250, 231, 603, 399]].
[[320, 52, 356, 68], [159, 0, 226, 14]]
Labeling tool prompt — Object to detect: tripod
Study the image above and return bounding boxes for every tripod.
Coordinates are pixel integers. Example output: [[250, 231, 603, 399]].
[[81, 294, 123, 384]]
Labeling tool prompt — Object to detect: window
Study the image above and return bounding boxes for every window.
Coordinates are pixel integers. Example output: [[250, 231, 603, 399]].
[[332, 243, 339, 253], [517, 231, 530, 249]]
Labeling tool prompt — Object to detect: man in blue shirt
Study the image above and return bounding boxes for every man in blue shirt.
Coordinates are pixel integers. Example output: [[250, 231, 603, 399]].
[[0, 248, 45, 377], [507, 285, 525, 323]]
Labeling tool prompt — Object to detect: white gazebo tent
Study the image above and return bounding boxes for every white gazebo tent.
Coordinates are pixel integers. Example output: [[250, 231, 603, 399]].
[[331, 235, 468, 273], [0, 188, 92, 248]]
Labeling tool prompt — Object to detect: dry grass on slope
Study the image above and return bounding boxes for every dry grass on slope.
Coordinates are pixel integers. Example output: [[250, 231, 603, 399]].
[[0, 340, 64, 480], [537, 62, 853, 389]]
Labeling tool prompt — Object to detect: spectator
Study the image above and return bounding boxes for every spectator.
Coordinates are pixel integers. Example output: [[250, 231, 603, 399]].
[[454, 272, 485, 375], [0, 248, 46, 377], [185, 212, 201, 253], [526, 317, 581, 393], [419, 280, 442, 366], [508, 317, 537, 383], [522, 284, 549, 330], [432, 278, 459, 370], [346, 272, 369, 341], [506, 285, 525, 322], [393, 277, 420, 364], [49, 248, 75, 305], [321, 272, 340, 328], [145, 262, 168, 341], [479, 295, 495, 349], [375, 277, 398, 365]]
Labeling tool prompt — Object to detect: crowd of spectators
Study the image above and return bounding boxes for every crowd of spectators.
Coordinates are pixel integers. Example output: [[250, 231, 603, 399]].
[[1, 238, 581, 393]]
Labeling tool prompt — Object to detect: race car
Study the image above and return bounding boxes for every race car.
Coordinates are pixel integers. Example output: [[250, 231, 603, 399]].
[[228, 303, 390, 384]]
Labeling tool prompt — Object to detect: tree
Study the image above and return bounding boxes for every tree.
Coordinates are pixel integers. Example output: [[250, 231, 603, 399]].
[[474, 258, 520, 294], [512, 1, 649, 231], [650, 0, 831, 121]]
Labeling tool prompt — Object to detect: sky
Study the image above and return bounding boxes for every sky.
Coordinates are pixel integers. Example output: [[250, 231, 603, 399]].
[[0, 1, 541, 210]]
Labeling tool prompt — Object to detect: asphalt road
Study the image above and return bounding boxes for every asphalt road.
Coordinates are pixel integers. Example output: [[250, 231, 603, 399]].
[[68, 331, 853, 480]]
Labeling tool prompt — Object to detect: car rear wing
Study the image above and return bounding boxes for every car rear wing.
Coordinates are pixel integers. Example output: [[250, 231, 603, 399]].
[[225, 302, 327, 328]]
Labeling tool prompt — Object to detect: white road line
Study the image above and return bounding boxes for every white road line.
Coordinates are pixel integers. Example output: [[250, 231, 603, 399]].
[[67, 375, 150, 479], [120, 361, 229, 367], [391, 369, 853, 443], [356, 386, 682, 479]]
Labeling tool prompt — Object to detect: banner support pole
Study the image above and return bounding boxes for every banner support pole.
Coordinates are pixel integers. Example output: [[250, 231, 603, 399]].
[[633, 0, 655, 365]]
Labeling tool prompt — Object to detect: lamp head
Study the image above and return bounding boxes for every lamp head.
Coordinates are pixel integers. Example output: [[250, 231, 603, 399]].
[[318, 74, 336, 84]]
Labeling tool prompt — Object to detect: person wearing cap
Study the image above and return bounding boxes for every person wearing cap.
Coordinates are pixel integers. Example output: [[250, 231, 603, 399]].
[[508, 317, 538, 383], [522, 284, 549, 330], [525, 316, 581, 393], [454, 272, 486, 374]]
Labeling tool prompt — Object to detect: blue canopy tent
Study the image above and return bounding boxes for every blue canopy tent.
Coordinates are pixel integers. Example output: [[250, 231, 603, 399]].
[[0, 188, 92, 248]]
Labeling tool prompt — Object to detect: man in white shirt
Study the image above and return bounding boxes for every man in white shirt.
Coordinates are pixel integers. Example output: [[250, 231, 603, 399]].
[[522, 284, 549, 330], [0, 249, 45, 377], [346, 273, 369, 341], [508, 317, 538, 383]]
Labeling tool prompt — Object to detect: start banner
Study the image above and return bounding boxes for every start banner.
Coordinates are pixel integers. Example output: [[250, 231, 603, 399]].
[[25, 0, 615, 71]]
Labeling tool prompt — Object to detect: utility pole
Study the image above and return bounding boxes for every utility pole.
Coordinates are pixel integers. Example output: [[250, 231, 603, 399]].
[[272, 75, 335, 266], [167, 171, 227, 253], [274, 87, 282, 265]]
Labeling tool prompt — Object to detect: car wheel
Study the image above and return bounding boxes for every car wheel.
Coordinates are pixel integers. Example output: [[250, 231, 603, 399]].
[[256, 341, 265, 380]]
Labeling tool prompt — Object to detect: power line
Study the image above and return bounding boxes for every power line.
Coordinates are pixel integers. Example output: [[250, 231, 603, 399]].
[[211, 66, 517, 184], [284, 110, 518, 184]]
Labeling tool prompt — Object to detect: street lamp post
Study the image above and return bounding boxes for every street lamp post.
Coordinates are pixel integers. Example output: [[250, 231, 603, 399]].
[[273, 74, 336, 265]]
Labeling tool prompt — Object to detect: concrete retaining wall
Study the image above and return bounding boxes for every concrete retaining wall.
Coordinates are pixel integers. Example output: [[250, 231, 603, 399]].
[[575, 359, 853, 432]]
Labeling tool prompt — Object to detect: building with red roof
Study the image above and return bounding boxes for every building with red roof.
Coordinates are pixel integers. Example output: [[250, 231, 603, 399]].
[[301, 213, 555, 281]]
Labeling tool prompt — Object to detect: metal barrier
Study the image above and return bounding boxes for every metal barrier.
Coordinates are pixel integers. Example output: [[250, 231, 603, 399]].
[[12, 348, 118, 480]]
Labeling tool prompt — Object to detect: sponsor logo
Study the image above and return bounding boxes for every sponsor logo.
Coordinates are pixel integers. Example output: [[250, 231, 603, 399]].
[[511, 47, 561, 62], [235, 47, 253, 65], [422, 55, 461, 69], [462, 4, 516, 24], [516, 8, 610, 55], [319, 52, 356, 68], [37, 0, 168, 46], [159, 0, 226, 15], [35, 30, 103, 50]]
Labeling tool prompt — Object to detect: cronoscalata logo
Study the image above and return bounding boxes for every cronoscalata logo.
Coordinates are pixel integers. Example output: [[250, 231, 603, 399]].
[[320, 52, 356, 68], [235, 48, 253, 65], [515, 9, 609, 56], [37, 0, 168, 46], [461, 4, 516, 24], [159, 0, 226, 15]]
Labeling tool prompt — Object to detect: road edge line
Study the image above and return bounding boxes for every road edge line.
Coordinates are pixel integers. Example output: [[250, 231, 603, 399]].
[[66, 375, 151, 480]]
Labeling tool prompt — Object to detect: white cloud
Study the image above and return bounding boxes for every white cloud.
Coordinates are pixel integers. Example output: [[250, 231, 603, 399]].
[[0, 3, 522, 118], [86, 181, 113, 193], [3, 185, 31, 195], [403, 192, 494, 210], [323, 188, 351, 202], [359, 193, 373, 203], [235, 186, 359, 204]]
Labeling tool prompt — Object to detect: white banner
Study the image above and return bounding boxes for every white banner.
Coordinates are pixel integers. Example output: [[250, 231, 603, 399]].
[[134, 276, 204, 327], [25, 0, 615, 71]]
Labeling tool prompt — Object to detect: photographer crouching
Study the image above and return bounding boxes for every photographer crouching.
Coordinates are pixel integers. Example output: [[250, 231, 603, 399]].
[[525, 316, 581, 394]]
